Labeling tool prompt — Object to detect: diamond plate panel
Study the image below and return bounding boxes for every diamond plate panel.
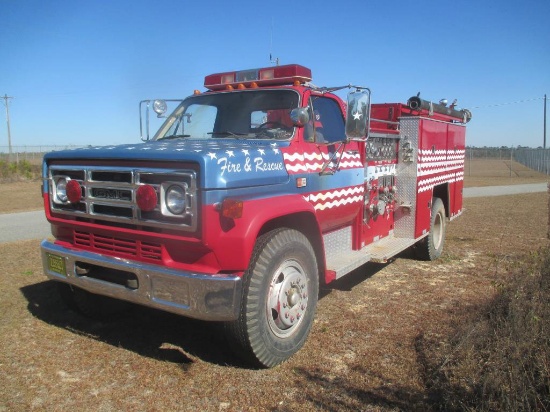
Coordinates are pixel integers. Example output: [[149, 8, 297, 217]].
[[394, 118, 419, 239], [323, 226, 353, 263], [323, 226, 371, 279]]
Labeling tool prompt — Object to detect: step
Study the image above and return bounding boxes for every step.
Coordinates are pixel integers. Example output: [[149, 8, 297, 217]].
[[326, 234, 417, 279]]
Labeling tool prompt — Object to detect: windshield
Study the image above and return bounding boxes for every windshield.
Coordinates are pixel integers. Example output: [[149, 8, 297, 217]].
[[154, 89, 300, 141]]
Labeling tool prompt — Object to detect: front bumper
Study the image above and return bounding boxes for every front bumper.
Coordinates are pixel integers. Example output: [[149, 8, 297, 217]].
[[41, 240, 242, 321]]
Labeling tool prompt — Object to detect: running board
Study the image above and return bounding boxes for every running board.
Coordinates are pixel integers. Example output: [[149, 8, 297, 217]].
[[364, 236, 417, 263], [326, 234, 417, 279]]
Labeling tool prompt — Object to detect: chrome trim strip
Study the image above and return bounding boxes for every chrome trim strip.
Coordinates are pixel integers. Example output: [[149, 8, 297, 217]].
[[41, 240, 242, 321]]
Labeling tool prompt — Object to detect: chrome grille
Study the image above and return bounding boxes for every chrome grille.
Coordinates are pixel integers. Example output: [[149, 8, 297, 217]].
[[48, 165, 197, 231]]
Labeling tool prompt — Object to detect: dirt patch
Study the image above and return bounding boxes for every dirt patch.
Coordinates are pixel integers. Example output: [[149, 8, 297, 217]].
[[0, 192, 548, 411]]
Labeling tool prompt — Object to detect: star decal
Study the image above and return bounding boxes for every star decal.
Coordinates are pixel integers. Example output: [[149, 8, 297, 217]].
[[226, 150, 235, 157], [242, 149, 250, 156], [258, 149, 265, 156], [207, 152, 217, 160], [353, 111, 362, 120]]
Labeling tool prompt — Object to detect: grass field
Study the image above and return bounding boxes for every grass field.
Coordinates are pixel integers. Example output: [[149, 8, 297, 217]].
[[0, 160, 548, 411]]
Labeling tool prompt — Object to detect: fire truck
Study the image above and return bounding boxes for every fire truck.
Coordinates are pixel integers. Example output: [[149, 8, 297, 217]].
[[41, 64, 471, 368]]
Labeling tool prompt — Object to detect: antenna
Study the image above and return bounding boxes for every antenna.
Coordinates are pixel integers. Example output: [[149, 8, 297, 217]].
[[269, 18, 279, 66]]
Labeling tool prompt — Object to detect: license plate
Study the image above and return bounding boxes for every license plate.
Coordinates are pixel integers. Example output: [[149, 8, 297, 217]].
[[47, 253, 66, 276]]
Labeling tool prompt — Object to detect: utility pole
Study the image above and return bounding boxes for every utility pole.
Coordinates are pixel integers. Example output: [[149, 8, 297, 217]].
[[2, 94, 13, 161], [544, 93, 547, 149]]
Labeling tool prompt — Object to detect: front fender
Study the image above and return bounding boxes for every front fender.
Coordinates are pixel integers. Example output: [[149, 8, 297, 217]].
[[203, 194, 320, 272]]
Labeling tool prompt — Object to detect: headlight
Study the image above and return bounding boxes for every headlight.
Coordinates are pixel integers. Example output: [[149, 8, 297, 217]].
[[55, 177, 68, 202], [165, 184, 186, 215]]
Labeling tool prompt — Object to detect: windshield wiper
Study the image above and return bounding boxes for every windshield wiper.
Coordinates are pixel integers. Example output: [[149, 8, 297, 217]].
[[158, 134, 190, 141], [253, 129, 291, 139], [208, 131, 252, 139]]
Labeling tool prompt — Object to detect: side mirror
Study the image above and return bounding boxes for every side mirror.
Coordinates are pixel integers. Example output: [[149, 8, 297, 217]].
[[345, 89, 371, 139], [290, 107, 310, 127]]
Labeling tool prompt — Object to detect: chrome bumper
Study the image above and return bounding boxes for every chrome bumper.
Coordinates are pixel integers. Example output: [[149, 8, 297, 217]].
[[41, 240, 242, 321]]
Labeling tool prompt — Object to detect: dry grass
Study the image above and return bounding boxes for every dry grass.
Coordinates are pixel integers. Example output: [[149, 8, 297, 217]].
[[417, 247, 550, 411], [0, 180, 43, 214], [464, 159, 549, 187], [0, 160, 549, 410], [0, 189, 548, 410]]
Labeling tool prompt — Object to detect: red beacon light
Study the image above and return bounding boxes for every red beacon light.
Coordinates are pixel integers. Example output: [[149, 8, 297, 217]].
[[204, 64, 312, 91]]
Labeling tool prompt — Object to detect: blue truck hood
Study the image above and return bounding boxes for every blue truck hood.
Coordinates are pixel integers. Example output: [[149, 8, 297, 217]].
[[44, 139, 290, 189]]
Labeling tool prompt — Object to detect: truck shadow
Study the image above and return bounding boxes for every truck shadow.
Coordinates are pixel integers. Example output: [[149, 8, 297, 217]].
[[20, 280, 243, 369], [20, 258, 402, 369], [320, 260, 392, 298], [318, 247, 419, 298]]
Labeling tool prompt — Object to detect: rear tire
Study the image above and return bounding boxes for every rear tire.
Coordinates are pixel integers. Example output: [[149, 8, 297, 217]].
[[57, 283, 128, 320], [224, 228, 319, 368], [415, 197, 446, 261]]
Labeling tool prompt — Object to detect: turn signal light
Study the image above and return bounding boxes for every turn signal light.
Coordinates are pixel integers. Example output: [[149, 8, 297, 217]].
[[221, 198, 243, 219]]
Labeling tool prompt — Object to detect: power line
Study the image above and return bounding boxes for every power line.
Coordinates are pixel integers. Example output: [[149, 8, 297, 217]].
[[471, 96, 545, 109]]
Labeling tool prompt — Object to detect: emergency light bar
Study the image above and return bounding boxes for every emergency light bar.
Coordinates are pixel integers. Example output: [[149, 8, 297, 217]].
[[204, 64, 312, 91]]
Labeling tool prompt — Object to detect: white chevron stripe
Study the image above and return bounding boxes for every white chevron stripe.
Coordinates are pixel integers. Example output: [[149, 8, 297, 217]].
[[307, 186, 364, 202], [312, 195, 363, 210], [284, 151, 361, 162], [417, 172, 463, 192], [339, 160, 363, 168], [285, 163, 324, 172], [303, 152, 325, 161]]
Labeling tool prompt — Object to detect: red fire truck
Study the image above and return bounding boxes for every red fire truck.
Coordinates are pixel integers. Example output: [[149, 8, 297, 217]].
[[41, 64, 471, 367]]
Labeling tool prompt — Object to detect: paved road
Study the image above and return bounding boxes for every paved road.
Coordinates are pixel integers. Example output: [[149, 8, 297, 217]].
[[0, 210, 51, 243], [0, 182, 548, 244]]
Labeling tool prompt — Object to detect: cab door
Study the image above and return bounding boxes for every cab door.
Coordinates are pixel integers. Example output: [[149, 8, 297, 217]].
[[299, 92, 364, 232]]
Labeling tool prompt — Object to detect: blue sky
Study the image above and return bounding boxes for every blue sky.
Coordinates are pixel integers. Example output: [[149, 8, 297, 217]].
[[1, 0, 549, 149]]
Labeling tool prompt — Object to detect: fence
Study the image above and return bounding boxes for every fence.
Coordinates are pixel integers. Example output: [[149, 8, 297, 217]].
[[466, 148, 550, 177], [0, 145, 85, 164], [512, 148, 550, 175]]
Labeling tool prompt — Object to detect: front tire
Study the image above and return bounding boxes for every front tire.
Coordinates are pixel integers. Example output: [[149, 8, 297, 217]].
[[415, 197, 446, 261], [225, 228, 319, 368]]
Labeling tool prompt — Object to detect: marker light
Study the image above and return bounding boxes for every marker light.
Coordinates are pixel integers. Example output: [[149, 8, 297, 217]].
[[204, 64, 312, 90], [136, 184, 157, 211], [165, 185, 186, 215]]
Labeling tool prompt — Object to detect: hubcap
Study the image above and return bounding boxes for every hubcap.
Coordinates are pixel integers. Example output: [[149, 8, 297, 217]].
[[266, 260, 308, 338]]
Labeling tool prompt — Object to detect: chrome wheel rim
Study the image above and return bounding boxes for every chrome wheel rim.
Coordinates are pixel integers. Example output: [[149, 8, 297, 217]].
[[266, 259, 308, 338]]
